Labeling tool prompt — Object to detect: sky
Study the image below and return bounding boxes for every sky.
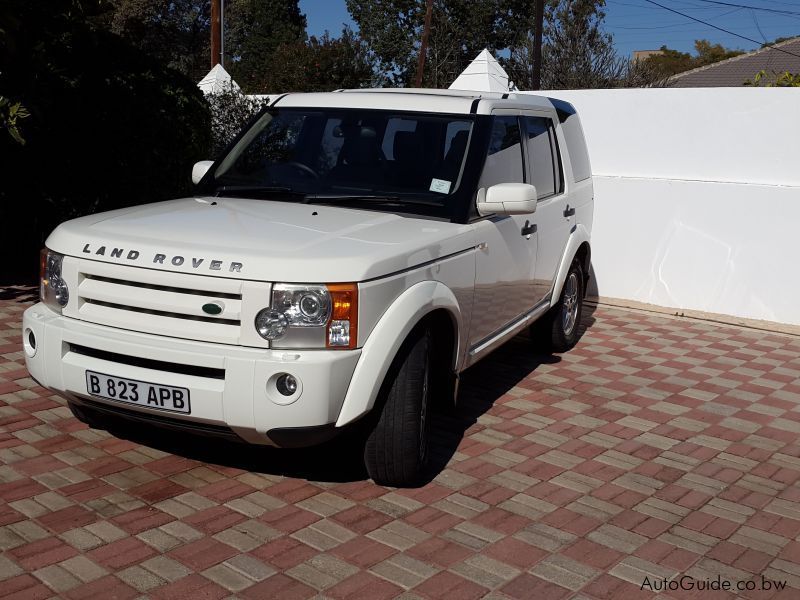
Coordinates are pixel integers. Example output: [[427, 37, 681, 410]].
[[297, 0, 800, 58]]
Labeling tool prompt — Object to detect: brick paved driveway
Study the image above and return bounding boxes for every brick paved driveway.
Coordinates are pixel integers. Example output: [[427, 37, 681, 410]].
[[2, 286, 800, 599]]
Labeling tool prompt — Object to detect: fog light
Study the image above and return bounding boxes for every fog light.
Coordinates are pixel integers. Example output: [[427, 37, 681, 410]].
[[23, 328, 36, 358], [275, 373, 298, 397]]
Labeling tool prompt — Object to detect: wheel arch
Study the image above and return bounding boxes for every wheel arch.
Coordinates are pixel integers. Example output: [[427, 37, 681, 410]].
[[336, 281, 462, 427], [550, 225, 592, 309]]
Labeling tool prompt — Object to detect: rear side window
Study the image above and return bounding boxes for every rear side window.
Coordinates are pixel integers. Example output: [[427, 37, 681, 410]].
[[479, 116, 524, 188], [561, 113, 591, 182], [523, 116, 562, 199]]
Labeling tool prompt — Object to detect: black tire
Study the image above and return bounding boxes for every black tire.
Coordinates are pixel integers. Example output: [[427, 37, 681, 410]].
[[533, 259, 584, 353], [364, 327, 432, 487]]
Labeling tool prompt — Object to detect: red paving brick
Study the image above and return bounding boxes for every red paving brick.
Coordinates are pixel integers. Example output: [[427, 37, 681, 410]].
[[3, 290, 800, 597]]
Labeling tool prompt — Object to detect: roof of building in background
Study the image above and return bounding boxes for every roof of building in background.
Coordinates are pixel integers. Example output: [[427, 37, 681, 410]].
[[449, 49, 515, 93], [633, 50, 664, 62], [668, 36, 800, 87]]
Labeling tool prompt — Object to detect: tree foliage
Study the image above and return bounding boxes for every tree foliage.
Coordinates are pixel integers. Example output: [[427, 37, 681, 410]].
[[91, 0, 211, 81], [745, 70, 800, 87], [346, 0, 532, 87], [263, 28, 380, 92], [643, 39, 744, 78], [505, 0, 661, 89], [206, 89, 270, 157], [225, 0, 308, 92], [0, 97, 29, 145], [0, 0, 210, 278]]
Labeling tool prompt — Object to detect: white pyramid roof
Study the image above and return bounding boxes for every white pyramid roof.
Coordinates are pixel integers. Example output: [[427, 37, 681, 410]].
[[198, 64, 241, 94], [449, 49, 515, 93]]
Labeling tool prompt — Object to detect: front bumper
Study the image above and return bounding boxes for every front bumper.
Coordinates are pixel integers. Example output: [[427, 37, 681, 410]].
[[23, 303, 361, 446]]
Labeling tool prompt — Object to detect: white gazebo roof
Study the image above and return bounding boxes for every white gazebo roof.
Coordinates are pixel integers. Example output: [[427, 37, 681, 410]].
[[198, 64, 241, 94], [449, 49, 515, 93]]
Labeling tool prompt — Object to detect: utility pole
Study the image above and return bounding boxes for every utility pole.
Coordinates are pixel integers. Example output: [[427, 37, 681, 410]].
[[532, 0, 544, 90], [414, 0, 434, 87], [211, 0, 222, 68]]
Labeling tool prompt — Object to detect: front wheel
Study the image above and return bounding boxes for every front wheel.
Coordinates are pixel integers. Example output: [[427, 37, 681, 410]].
[[364, 327, 432, 487]]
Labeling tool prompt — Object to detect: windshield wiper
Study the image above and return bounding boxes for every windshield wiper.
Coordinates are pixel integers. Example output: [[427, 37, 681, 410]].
[[303, 194, 441, 207], [215, 185, 304, 198]]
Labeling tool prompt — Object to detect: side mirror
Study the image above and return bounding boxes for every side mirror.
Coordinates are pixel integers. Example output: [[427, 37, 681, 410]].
[[192, 160, 214, 185], [477, 183, 538, 216]]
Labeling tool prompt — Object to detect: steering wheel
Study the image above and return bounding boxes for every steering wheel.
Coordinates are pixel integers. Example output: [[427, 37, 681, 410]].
[[285, 161, 320, 180]]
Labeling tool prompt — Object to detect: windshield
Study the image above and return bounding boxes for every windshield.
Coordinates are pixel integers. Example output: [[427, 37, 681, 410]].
[[211, 108, 474, 218]]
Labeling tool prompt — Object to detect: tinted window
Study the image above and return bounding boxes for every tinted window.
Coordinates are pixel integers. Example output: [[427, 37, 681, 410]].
[[523, 116, 562, 199], [479, 116, 524, 188], [561, 112, 591, 182]]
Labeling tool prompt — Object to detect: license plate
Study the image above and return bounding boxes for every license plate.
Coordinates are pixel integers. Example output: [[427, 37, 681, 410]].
[[85, 371, 191, 414]]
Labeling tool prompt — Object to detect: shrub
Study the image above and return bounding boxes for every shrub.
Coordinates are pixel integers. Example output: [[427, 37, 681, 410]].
[[205, 88, 270, 158], [0, 0, 211, 279]]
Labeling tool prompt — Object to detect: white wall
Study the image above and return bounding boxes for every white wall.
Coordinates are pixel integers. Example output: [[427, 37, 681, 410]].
[[522, 88, 800, 326]]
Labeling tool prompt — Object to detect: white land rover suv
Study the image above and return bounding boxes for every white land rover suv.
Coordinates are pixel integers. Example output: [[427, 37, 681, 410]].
[[23, 89, 593, 486]]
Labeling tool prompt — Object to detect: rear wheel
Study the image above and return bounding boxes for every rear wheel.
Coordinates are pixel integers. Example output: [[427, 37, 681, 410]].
[[533, 259, 584, 353], [364, 327, 432, 486]]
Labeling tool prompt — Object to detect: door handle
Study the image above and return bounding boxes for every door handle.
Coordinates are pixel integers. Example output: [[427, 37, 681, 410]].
[[521, 220, 536, 237], [563, 205, 575, 218]]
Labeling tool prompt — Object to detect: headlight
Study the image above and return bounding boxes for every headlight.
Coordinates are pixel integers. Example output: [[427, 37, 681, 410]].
[[40, 249, 69, 313], [255, 283, 358, 349]]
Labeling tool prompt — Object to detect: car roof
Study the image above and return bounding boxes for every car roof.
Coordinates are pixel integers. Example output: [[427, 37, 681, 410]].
[[274, 88, 558, 116]]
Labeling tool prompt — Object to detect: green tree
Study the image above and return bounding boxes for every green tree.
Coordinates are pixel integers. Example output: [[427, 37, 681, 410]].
[[760, 35, 798, 48], [638, 46, 692, 78], [505, 0, 660, 89], [226, 0, 308, 92], [694, 39, 743, 65], [91, 0, 211, 81], [644, 39, 743, 78], [263, 28, 380, 92], [745, 70, 800, 87], [0, 0, 210, 278], [0, 97, 29, 145], [346, 0, 532, 87]]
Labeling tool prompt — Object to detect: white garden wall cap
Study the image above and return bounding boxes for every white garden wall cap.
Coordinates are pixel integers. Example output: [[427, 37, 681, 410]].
[[45, 197, 476, 283], [198, 64, 241, 94], [449, 49, 515, 93]]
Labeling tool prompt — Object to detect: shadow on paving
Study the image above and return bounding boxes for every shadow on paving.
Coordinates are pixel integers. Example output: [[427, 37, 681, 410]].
[[84, 303, 596, 487], [0, 283, 37, 303]]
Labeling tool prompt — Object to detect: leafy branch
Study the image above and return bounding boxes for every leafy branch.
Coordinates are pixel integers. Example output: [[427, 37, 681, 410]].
[[0, 96, 30, 145]]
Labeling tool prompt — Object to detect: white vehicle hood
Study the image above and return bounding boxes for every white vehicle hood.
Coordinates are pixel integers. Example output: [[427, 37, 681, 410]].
[[46, 197, 476, 282]]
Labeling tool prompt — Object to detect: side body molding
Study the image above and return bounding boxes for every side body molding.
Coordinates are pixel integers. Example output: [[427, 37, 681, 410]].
[[550, 223, 591, 309], [336, 281, 462, 427]]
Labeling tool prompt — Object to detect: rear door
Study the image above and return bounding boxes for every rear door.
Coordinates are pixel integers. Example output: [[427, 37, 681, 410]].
[[520, 113, 571, 304]]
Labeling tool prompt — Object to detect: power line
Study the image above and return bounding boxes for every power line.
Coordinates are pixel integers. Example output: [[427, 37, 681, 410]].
[[693, 0, 800, 17], [642, 0, 800, 58]]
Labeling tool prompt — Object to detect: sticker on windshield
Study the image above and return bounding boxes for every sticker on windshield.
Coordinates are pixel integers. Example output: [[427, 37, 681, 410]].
[[429, 178, 451, 194]]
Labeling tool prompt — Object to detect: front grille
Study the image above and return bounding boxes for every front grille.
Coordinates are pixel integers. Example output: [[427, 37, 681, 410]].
[[69, 344, 225, 379], [83, 298, 238, 325], [73, 261, 248, 345], [85, 274, 241, 300]]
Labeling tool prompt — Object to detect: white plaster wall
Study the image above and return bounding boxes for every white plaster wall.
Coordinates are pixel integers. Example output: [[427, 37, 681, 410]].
[[520, 88, 800, 325]]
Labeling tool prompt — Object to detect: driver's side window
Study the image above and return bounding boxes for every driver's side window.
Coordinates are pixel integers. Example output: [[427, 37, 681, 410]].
[[478, 116, 525, 189]]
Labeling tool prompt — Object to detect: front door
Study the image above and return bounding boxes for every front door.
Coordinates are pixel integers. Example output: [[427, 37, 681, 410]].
[[469, 114, 539, 351]]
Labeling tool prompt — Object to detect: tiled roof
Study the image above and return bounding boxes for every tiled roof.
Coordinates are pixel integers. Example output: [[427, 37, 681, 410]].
[[668, 36, 800, 87]]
